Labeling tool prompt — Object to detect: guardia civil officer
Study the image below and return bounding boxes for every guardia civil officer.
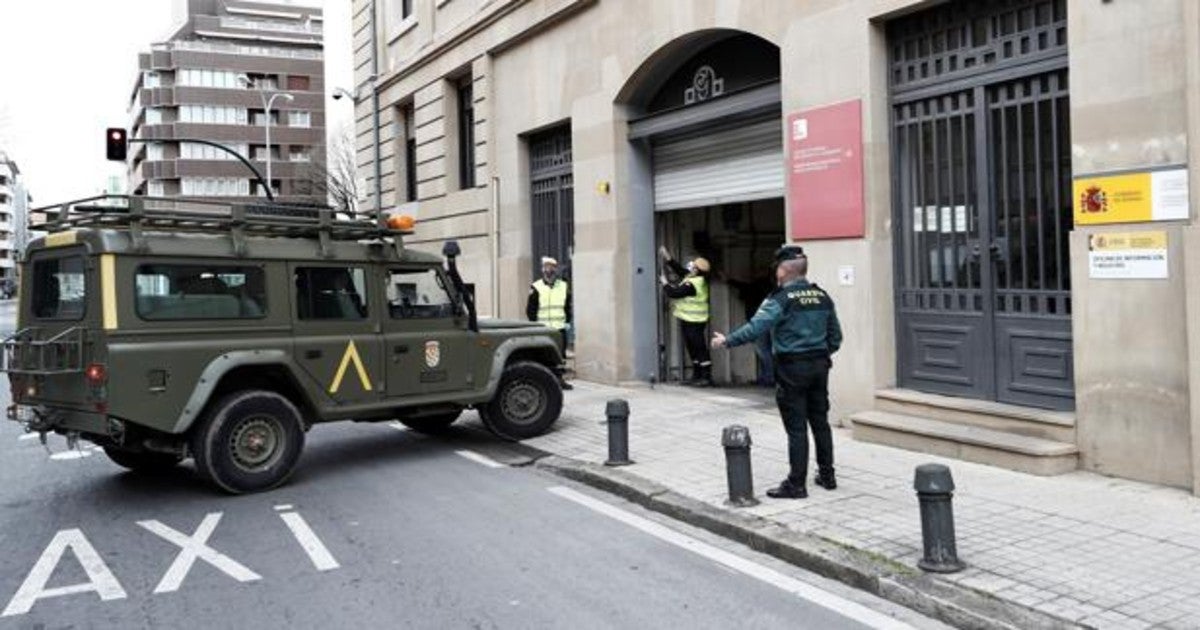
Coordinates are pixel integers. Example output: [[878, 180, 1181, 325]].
[[660, 249, 714, 387], [710, 246, 843, 498], [526, 256, 574, 390]]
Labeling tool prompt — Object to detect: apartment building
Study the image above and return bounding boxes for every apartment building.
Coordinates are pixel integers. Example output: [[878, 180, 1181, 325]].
[[0, 151, 30, 282], [128, 0, 326, 202]]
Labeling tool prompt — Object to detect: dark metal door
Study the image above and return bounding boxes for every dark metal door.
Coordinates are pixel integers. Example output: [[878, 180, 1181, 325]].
[[893, 88, 994, 402], [987, 70, 1073, 408], [530, 126, 574, 278], [889, 0, 1073, 410]]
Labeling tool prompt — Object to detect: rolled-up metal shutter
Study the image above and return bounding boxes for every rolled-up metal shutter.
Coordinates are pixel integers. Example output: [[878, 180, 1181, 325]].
[[652, 118, 783, 211]]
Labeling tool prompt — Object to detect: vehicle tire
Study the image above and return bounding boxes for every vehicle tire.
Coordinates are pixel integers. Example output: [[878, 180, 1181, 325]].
[[103, 446, 183, 472], [398, 411, 462, 435], [190, 390, 306, 494], [480, 361, 562, 441]]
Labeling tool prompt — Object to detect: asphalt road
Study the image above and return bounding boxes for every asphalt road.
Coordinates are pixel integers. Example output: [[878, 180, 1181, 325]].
[[0, 305, 942, 630]]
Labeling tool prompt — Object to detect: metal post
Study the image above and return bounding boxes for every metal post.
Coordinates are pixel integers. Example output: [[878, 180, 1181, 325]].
[[604, 399, 633, 466], [722, 425, 758, 507], [265, 94, 272, 196], [914, 463, 965, 573], [263, 91, 293, 198]]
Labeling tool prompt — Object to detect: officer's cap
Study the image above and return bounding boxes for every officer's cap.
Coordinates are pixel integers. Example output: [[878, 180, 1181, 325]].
[[774, 245, 806, 263], [541, 256, 558, 267]]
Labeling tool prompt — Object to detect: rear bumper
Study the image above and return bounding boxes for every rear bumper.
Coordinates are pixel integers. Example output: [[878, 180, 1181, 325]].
[[8, 403, 109, 438]]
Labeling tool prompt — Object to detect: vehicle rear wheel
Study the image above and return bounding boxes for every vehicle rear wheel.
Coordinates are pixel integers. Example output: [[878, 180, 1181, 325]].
[[480, 361, 562, 441], [191, 390, 306, 494], [103, 446, 183, 472], [398, 411, 462, 435]]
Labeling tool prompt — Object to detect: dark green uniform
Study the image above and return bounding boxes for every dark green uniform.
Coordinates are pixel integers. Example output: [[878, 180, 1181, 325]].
[[726, 279, 842, 487]]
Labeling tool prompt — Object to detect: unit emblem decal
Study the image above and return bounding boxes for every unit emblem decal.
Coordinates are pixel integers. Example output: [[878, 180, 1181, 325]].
[[425, 340, 441, 368]]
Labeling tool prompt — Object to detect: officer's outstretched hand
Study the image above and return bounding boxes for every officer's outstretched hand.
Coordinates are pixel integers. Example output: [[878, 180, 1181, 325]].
[[710, 332, 727, 349]]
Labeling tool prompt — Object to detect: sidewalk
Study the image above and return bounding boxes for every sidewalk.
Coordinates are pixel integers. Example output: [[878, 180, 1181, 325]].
[[525, 381, 1200, 630]]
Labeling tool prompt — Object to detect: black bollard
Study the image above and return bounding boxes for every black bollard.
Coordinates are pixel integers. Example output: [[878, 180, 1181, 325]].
[[722, 425, 759, 507], [604, 399, 633, 466], [914, 463, 965, 573]]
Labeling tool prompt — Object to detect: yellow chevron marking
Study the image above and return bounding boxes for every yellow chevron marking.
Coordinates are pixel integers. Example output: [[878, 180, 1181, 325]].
[[329, 340, 372, 394]]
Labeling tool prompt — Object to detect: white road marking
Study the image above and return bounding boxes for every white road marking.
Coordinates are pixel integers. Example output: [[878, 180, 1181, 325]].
[[278, 511, 340, 571], [388, 422, 407, 431], [548, 486, 916, 630], [18, 433, 39, 441], [273, 504, 294, 512], [2, 529, 128, 617], [49, 447, 101, 461], [137, 513, 262, 593], [455, 449, 505, 469], [702, 394, 758, 405]]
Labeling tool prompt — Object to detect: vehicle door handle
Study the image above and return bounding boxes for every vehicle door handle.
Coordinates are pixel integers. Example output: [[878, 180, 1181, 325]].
[[305, 349, 322, 360], [394, 345, 409, 354]]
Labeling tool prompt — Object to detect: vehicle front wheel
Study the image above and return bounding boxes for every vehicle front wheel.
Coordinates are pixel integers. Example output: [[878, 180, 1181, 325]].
[[190, 390, 306, 494], [398, 410, 462, 435], [104, 446, 183, 473], [479, 361, 562, 441]]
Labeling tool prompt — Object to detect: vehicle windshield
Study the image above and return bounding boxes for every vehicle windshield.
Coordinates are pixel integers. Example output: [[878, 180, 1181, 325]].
[[31, 255, 86, 320]]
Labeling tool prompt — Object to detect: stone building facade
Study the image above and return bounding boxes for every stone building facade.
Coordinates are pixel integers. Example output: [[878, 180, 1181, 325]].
[[352, 0, 1200, 492]]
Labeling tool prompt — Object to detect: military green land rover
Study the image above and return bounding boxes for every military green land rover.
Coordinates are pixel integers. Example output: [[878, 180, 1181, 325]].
[[3, 196, 565, 494]]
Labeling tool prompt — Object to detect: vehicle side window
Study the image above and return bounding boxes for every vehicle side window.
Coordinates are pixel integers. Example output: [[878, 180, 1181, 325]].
[[135, 265, 267, 320], [296, 267, 368, 320], [388, 269, 456, 319], [32, 256, 86, 320]]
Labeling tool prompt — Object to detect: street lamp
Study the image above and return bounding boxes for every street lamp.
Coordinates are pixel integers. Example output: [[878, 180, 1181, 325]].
[[239, 74, 294, 198]]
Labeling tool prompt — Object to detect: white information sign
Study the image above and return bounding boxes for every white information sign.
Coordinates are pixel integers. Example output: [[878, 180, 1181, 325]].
[[1087, 231, 1169, 280]]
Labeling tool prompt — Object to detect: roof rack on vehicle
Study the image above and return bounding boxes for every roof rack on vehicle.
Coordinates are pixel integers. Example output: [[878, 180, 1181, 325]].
[[30, 195, 411, 257]]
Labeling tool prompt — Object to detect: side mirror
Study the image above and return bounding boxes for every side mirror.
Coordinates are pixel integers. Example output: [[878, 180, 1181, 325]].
[[439, 240, 475, 332]]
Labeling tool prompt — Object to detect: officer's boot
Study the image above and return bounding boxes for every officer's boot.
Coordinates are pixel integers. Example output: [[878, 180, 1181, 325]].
[[699, 362, 715, 387]]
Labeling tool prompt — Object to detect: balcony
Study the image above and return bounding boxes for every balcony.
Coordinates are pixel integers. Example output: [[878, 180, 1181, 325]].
[[220, 16, 323, 35], [153, 40, 322, 60]]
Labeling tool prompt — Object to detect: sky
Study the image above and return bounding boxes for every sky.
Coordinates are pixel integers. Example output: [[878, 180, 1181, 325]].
[[0, 0, 354, 205]]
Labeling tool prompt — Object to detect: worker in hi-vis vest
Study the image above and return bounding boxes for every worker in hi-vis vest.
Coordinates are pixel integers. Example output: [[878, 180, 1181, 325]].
[[660, 247, 714, 387], [526, 256, 574, 388]]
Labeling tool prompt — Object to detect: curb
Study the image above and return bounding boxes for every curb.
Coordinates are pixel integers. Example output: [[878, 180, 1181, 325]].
[[517, 446, 1089, 630]]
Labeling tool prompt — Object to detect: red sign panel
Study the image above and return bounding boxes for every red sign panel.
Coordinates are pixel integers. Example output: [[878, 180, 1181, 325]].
[[787, 100, 865, 240]]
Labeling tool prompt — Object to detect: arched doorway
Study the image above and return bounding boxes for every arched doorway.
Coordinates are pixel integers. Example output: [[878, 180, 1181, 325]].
[[618, 31, 783, 386]]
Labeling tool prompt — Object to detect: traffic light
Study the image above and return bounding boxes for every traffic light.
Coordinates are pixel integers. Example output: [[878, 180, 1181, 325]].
[[105, 128, 128, 161]]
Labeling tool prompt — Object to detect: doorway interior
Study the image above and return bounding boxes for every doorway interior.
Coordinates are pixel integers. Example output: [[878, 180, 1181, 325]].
[[656, 198, 783, 385]]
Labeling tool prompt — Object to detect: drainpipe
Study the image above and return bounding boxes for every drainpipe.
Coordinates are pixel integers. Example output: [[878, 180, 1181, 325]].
[[370, 0, 384, 227], [491, 176, 501, 317]]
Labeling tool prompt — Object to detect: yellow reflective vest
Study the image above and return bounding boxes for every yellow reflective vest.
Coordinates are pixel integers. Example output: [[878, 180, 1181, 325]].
[[533, 279, 569, 330], [672, 276, 709, 323]]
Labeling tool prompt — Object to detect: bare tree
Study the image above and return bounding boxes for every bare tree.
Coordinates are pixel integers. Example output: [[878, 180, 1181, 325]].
[[296, 131, 359, 219]]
